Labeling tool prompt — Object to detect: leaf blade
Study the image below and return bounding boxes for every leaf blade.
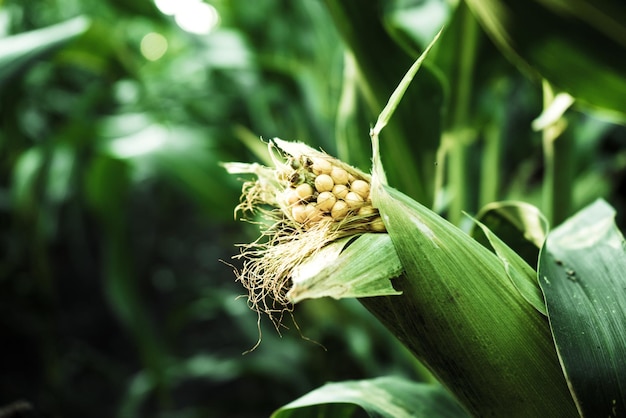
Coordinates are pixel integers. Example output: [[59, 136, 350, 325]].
[[271, 377, 470, 418], [539, 199, 626, 417]]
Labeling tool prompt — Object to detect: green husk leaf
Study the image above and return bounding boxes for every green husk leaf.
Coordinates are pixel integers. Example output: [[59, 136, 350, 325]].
[[361, 31, 577, 416], [538, 199, 626, 417], [271, 377, 470, 418], [288, 234, 402, 303], [365, 182, 576, 417], [470, 215, 547, 315], [473, 201, 549, 266]]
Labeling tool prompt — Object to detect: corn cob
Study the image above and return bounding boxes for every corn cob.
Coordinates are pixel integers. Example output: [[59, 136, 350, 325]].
[[224, 138, 385, 327], [269, 139, 382, 232]]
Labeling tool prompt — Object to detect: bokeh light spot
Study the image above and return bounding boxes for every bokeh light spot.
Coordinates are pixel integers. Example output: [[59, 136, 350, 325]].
[[154, 0, 220, 35], [140, 32, 168, 61]]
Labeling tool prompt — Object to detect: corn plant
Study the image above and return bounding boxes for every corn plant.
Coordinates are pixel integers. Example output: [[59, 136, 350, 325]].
[[226, 4, 626, 416]]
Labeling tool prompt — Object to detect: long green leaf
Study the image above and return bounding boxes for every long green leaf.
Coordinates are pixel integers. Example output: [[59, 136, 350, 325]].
[[271, 377, 469, 418], [538, 199, 626, 417], [363, 183, 576, 417]]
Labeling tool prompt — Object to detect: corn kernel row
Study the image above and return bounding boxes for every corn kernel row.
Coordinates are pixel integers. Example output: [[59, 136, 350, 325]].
[[279, 156, 384, 231]]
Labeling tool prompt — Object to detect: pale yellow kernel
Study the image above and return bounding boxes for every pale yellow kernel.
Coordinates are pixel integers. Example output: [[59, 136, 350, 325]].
[[348, 173, 356, 183], [345, 191, 364, 208], [284, 188, 300, 205], [332, 184, 349, 199], [331, 167, 349, 185], [292, 204, 308, 223], [311, 158, 332, 175], [357, 205, 376, 217], [295, 183, 313, 200], [370, 216, 386, 232], [304, 203, 323, 223], [350, 179, 370, 199], [316, 191, 336, 212], [315, 174, 334, 192], [331, 200, 349, 220]]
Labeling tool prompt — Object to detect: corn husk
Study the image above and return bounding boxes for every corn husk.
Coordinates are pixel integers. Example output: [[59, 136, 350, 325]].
[[363, 181, 577, 417], [227, 30, 578, 416]]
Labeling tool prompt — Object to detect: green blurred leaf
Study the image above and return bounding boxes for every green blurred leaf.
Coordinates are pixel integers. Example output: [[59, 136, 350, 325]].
[[0, 16, 90, 88], [271, 377, 470, 418], [538, 199, 626, 417], [464, 0, 626, 118], [100, 115, 238, 218], [11, 147, 44, 214]]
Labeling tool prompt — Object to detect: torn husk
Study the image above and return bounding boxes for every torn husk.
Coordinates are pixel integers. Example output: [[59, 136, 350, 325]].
[[288, 233, 402, 303], [224, 138, 394, 326]]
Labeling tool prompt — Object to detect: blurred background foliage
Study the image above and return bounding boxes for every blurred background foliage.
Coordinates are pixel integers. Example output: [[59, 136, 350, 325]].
[[0, 0, 624, 417]]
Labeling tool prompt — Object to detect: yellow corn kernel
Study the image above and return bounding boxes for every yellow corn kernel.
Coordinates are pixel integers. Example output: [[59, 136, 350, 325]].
[[311, 158, 332, 175], [369, 216, 386, 232], [284, 188, 300, 205], [292, 204, 308, 223], [350, 179, 370, 199], [331, 200, 349, 220], [315, 174, 334, 192], [345, 191, 364, 208], [357, 205, 376, 217], [331, 167, 349, 185], [304, 203, 323, 223], [317, 191, 336, 212], [332, 184, 349, 200], [295, 183, 314, 200]]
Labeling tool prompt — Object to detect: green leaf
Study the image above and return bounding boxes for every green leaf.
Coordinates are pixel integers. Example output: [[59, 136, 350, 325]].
[[100, 115, 238, 218], [362, 45, 577, 416], [364, 183, 576, 417], [271, 377, 470, 418], [472, 201, 548, 267], [470, 216, 547, 315], [287, 234, 403, 303], [538, 199, 626, 417], [0, 16, 90, 88], [464, 0, 626, 118]]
